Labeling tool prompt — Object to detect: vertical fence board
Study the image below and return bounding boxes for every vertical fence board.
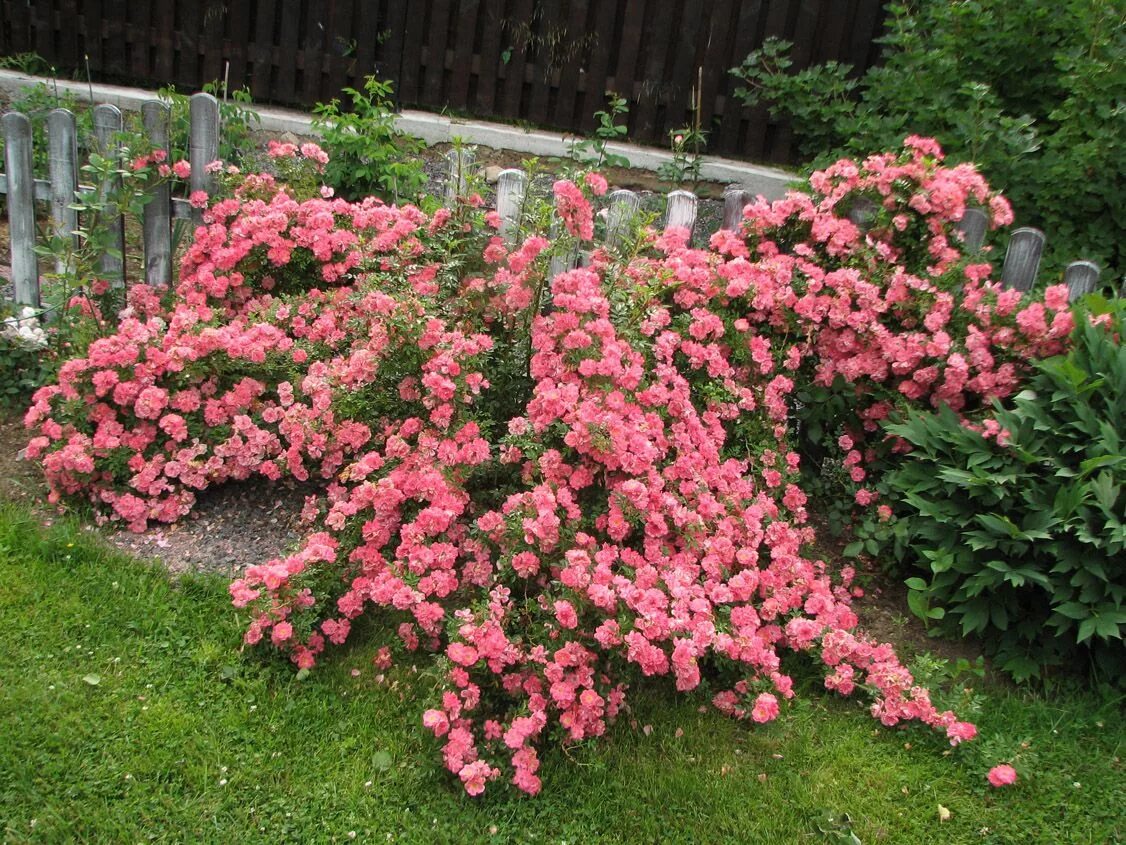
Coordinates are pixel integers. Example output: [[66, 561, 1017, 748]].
[[83, 0, 104, 70], [722, 185, 750, 230], [615, 0, 647, 126], [274, 0, 301, 103], [664, 190, 698, 235], [548, 218, 579, 279], [142, 100, 173, 287], [102, 0, 128, 76], [718, 0, 766, 156], [92, 103, 126, 285], [32, 0, 54, 64], [127, 0, 153, 80], [496, 168, 528, 244], [47, 108, 80, 275], [499, 0, 535, 118], [695, 0, 737, 131], [56, 0, 82, 68], [176, 0, 201, 88], [525, 0, 561, 126], [1064, 261, 1100, 302], [225, 0, 254, 90], [249, 0, 279, 99], [448, 0, 480, 110], [189, 92, 220, 225], [578, 0, 618, 131], [4, 0, 33, 51], [605, 188, 641, 249], [2, 112, 40, 306], [348, 0, 377, 87], [423, 0, 452, 106], [381, 0, 409, 98], [552, 0, 588, 129], [324, 0, 356, 96], [300, 0, 327, 104], [956, 208, 988, 253], [397, 0, 427, 104], [153, 0, 175, 81], [667, 0, 704, 131], [201, 0, 226, 84], [474, 0, 504, 113], [444, 146, 475, 204], [1000, 227, 1046, 292]]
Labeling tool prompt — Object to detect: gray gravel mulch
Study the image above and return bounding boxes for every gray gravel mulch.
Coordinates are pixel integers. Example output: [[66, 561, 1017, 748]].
[[105, 480, 323, 577]]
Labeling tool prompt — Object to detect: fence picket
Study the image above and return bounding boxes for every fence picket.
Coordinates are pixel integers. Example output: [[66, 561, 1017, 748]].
[[1064, 260, 1100, 302], [444, 147, 474, 204], [1000, 227, 1046, 292], [548, 213, 581, 279], [956, 208, 988, 253], [189, 92, 220, 226], [496, 169, 528, 245], [142, 100, 173, 287], [46, 109, 79, 276], [2, 111, 39, 306], [1, 89, 1120, 317], [722, 185, 750, 230], [605, 189, 640, 249], [92, 103, 126, 285], [664, 190, 698, 235]]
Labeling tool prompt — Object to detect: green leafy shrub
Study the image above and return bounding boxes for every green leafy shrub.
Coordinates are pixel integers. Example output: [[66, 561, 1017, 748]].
[[731, 0, 1126, 284], [884, 298, 1125, 681], [568, 92, 631, 170], [311, 76, 427, 202]]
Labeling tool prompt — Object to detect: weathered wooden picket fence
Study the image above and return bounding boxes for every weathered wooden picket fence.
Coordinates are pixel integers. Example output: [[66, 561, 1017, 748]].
[[1, 92, 221, 306], [0, 91, 1108, 311]]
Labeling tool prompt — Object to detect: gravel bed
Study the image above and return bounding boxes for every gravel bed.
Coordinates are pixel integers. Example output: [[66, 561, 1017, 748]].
[[105, 479, 324, 577]]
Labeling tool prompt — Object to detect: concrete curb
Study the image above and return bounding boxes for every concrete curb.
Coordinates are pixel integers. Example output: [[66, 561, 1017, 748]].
[[0, 70, 799, 199]]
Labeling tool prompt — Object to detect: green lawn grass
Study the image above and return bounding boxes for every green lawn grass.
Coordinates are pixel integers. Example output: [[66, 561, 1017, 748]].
[[0, 503, 1122, 844]]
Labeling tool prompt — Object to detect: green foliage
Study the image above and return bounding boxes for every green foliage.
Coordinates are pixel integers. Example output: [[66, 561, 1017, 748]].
[[731, 0, 1126, 283], [884, 299, 1126, 681], [657, 124, 708, 189], [156, 80, 261, 166], [311, 76, 428, 202], [0, 52, 51, 74], [568, 92, 631, 170]]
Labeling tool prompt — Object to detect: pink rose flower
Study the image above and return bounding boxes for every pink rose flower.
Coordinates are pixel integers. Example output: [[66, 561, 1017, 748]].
[[987, 764, 1017, 787]]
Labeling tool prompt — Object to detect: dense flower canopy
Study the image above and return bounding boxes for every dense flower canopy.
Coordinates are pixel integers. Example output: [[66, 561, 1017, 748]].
[[25, 138, 1074, 795]]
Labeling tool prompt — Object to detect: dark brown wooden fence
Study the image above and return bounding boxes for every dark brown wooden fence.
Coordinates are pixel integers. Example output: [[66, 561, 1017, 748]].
[[1, 0, 887, 163]]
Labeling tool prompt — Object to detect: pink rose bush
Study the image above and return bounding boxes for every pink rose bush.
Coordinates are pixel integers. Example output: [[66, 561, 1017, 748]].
[[26, 139, 1075, 795]]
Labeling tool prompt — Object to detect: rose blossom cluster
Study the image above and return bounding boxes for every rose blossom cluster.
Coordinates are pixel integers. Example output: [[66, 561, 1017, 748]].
[[28, 140, 1072, 796]]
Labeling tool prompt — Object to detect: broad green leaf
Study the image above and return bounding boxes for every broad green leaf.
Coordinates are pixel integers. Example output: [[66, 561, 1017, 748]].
[[906, 590, 930, 621], [1093, 615, 1121, 639], [975, 513, 1021, 539], [1076, 618, 1098, 643]]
